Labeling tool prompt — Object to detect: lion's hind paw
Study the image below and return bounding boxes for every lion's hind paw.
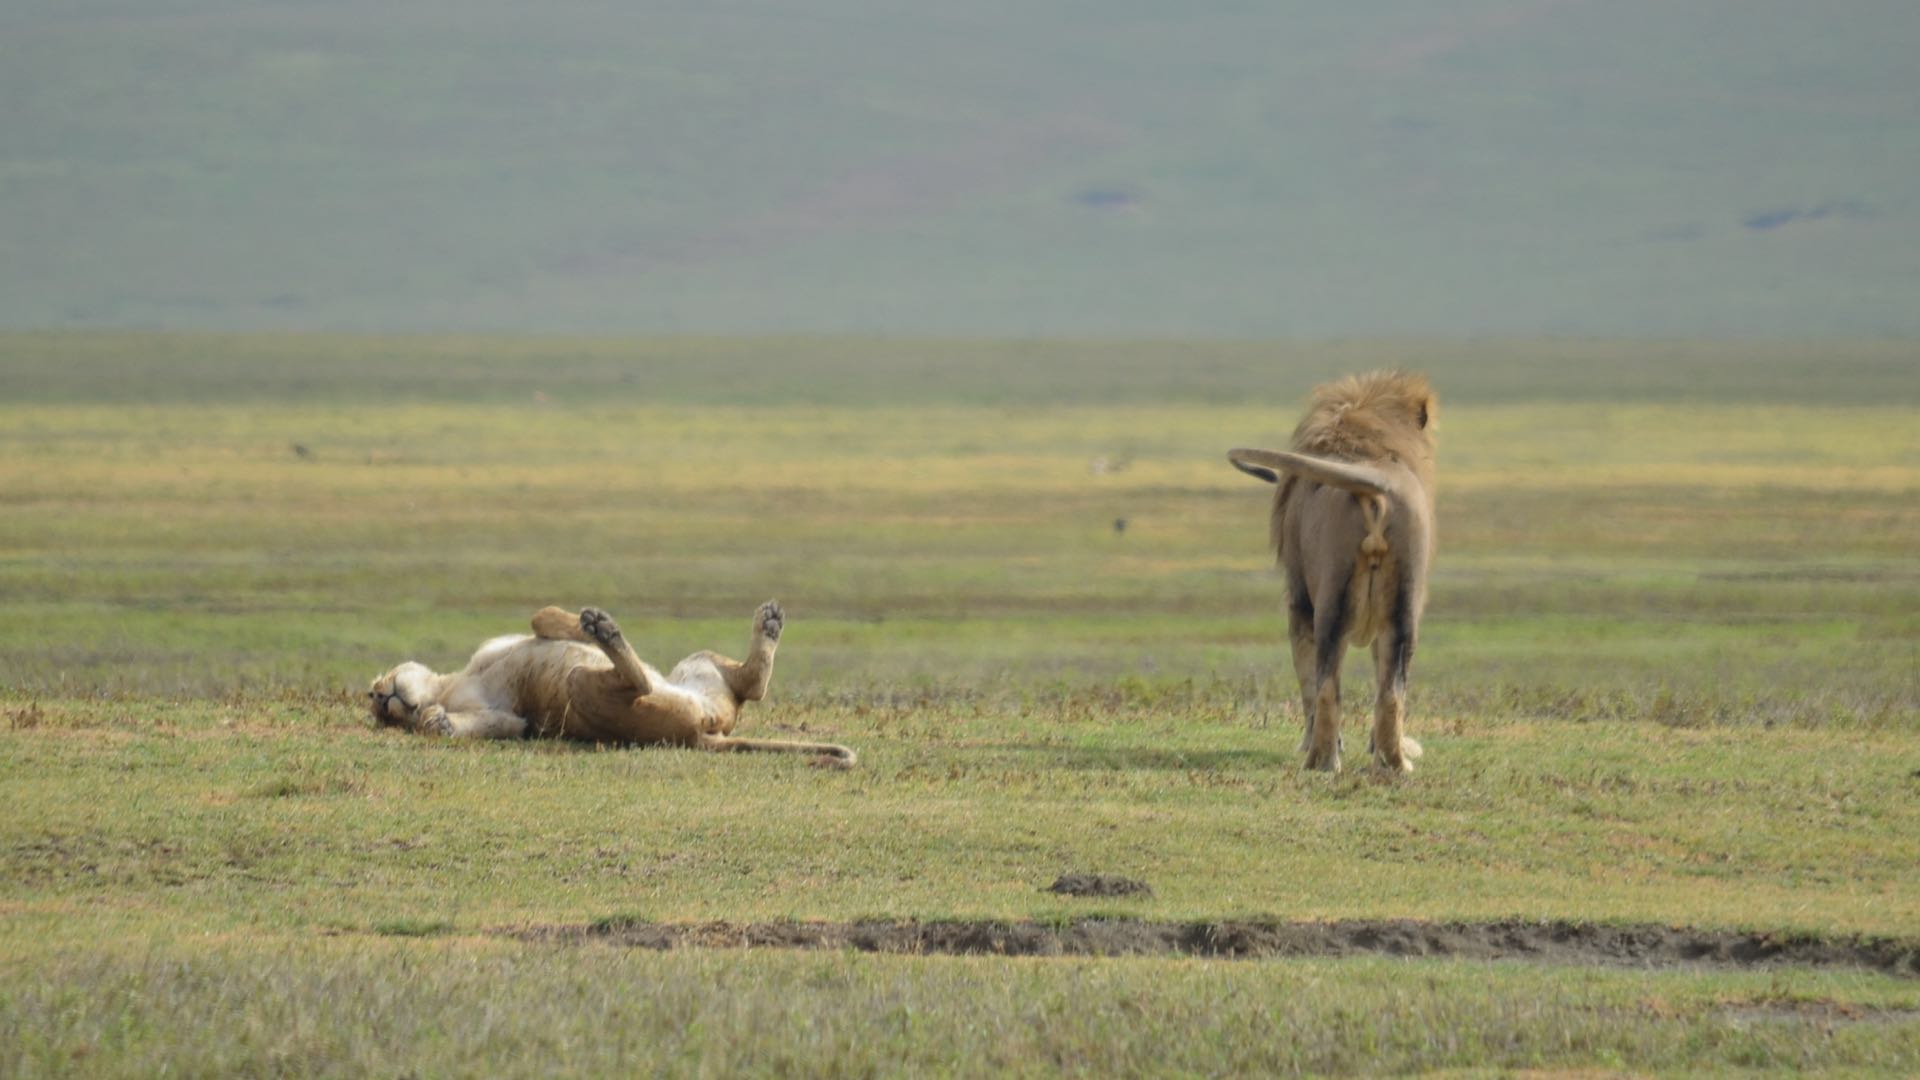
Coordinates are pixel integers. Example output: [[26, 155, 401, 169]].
[[755, 600, 784, 642]]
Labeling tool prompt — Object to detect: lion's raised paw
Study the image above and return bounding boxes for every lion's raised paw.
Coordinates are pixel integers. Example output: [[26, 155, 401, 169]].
[[580, 607, 623, 647], [755, 600, 784, 642]]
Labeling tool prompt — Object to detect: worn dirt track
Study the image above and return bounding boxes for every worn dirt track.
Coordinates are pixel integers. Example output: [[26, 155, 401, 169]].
[[512, 918, 1920, 977]]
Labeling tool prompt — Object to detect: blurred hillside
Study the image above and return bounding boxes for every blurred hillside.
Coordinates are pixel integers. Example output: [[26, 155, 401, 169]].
[[4, 1, 1916, 336]]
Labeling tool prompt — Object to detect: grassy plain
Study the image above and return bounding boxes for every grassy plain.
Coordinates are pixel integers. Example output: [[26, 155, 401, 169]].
[[2, 334, 1918, 1074]]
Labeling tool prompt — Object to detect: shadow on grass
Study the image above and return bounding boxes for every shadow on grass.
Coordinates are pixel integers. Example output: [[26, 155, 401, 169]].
[[973, 742, 1298, 771]]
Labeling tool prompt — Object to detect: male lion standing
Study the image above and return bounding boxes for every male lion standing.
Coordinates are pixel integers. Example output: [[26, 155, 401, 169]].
[[1228, 371, 1437, 773]]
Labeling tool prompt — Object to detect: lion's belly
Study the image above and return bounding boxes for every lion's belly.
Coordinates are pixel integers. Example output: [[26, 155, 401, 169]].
[[451, 639, 737, 742], [665, 655, 734, 733], [449, 638, 610, 731]]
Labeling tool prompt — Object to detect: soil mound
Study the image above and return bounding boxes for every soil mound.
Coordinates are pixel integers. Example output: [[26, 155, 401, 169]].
[[1046, 874, 1152, 898], [513, 917, 1920, 977]]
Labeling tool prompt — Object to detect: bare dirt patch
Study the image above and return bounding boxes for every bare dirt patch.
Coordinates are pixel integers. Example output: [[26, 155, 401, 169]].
[[1046, 873, 1152, 898], [510, 918, 1920, 977]]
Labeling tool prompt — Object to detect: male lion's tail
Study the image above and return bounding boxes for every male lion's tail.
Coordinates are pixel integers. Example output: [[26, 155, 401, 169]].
[[1228, 448, 1396, 568], [531, 606, 591, 642], [699, 733, 858, 769], [1226, 448, 1392, 496]]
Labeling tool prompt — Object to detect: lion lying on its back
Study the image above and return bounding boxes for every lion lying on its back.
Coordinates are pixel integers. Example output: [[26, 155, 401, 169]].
[[367, 601, 855, 767]]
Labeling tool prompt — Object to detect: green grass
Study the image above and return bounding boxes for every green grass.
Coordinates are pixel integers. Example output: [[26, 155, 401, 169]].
[[6, 696, 1918, 934], [5, 944, 1917, 1077], [2, 333, 1918, 1074]]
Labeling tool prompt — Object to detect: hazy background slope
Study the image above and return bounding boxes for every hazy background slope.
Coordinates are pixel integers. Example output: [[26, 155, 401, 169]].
[[4, 0, 1917, 336]]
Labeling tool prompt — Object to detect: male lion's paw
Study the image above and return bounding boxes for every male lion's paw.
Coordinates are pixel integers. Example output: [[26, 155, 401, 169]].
[[1303, 731, 1344, 756], [755, 600, 784, 642], [1303, 743, 1342, 773], [416, 705, 453, 736], [1371, 737, 1420, 775], [1371, 751, 1415, 775], [580, 607, 623, 647]]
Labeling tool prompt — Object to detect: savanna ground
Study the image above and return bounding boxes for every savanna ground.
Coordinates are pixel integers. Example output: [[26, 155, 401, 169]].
[[2, 334, 1918, 1075]]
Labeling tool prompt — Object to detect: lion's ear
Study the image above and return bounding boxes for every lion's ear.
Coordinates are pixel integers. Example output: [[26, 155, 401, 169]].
[[1227, 449, 1281, 484], [1417, 395, 1435, 430]]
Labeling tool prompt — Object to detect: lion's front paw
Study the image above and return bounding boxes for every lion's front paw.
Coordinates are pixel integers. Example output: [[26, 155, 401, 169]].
[[580, 607, 624, 647], [417, 705, 453, 736], [755, 600, 784, 642], [369, 690, 402, 728]]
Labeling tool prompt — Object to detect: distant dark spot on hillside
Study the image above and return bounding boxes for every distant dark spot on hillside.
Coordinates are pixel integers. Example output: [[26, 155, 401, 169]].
[[1073, 188, 1139, 211], [1743, 201, 1871, 232], [1745, 209, 1802, 231]]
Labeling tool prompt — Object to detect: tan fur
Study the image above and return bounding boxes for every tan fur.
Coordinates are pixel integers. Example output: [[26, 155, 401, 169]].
[[367, 601, 855, 768], [1227, 370, 1438, 773]]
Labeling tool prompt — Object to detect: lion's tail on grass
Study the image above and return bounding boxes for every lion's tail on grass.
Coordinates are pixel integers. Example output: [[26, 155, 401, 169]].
[[531, 606, 591, 642], [700, 734, 858, 769]]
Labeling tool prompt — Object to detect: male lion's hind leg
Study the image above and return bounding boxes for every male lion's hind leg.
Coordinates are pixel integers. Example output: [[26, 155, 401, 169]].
[[1369, 626, 1423, 774], [414, 704, 529, 739], [1306, 672, 1343, 772], [1287, 596, 1318, 755], [579, 607, 654, 693], [1304, 596, 1348, 773]]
